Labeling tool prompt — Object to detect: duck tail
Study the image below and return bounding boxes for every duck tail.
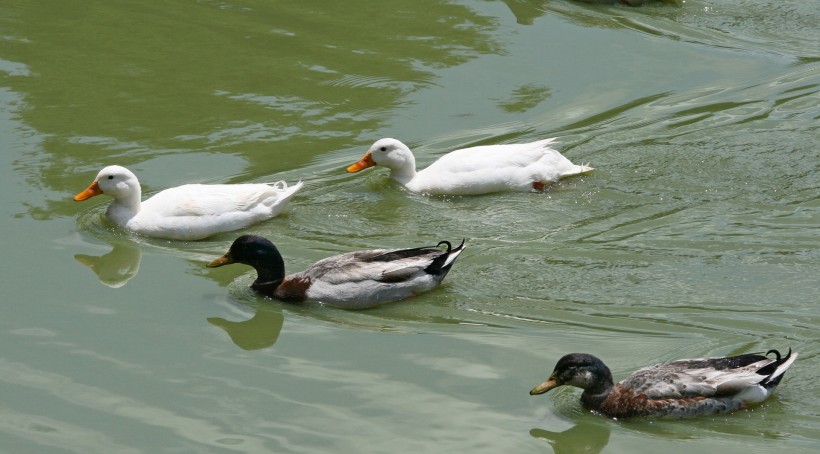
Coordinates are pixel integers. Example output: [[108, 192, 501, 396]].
[[281, 180, 305, 195], [424, 239, 466, 275], [758, 348, 797, 388], [577, 163, 595, 174], [266, 180, 304, 193], [262, 180, 303, 210], [534, 137, 559, 148], [441, 239, 466, 269]]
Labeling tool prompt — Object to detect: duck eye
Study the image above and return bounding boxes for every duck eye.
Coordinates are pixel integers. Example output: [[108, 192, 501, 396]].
[[379, 146, 387, 152], [107, 175, 114, 180]]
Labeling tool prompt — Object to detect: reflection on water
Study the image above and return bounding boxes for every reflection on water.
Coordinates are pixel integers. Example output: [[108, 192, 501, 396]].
[[498, 0, 683, 28], [207, 304, 284, 351], [529, 402, 791, 454], [530, 418, 611, 454], [618, 405, 794, 440], [74, 241, 141, 288], [2, 0, 506, 220], [2, 0, 818, 452]]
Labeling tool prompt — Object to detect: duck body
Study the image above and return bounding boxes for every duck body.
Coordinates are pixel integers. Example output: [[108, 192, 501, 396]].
[[207, 235, 466, 309], [347, 138, 592, 195], [530, 350, 797, 419], [74, 166, 303, 240]]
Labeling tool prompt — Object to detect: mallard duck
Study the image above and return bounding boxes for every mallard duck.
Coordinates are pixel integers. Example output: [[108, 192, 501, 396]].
[[74, 165, 303, 240], [207, 235, 466, 309], [346, 138, 592, 195], [530, 349, 797, 419]]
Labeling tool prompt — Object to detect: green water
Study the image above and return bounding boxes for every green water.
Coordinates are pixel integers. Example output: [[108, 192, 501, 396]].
[[1, 0, 818, 452]]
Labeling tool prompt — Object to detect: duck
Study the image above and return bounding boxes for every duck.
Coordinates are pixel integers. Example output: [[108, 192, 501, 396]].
[[346, 137, 592, 195], [206, 234, 466, 309], [529, 349, 797, 419], [73, 165, 303, 240]]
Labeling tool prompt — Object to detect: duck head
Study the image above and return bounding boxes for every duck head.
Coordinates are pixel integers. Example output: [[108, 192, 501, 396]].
[[207, 235, 286, 286], [347, 138, 417, 184], [530, 353, 614, 396], [74, 165, 142, 204]]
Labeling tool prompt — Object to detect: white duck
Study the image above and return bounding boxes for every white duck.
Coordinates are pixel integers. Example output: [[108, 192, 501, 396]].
[[74, 165, 303, 240], [207, 235, 466, 309], [347, 138, 593, 195]]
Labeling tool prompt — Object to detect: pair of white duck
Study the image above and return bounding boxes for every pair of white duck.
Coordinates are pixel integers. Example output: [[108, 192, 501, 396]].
[[74, 137, 590, 308]]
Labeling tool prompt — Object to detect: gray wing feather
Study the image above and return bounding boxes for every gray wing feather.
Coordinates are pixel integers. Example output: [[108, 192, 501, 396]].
[[296, 249, 437, 285], [622, 358, 773, 399]]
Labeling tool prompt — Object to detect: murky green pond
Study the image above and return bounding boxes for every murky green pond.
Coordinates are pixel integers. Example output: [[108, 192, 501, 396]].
[[1, 0, 818, 452]]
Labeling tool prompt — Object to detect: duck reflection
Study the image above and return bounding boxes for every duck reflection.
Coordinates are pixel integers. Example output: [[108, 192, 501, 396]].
[[497, 0, 549, 25], [75, 241, 142, 288], [207, 303, 284, 351], [497, 0, 681, 29], [530, 418, 611, 454]]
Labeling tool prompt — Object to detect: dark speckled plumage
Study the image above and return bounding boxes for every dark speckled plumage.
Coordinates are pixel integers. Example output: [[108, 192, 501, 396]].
[[530, 349, 797, 419], [207, 235, 466, 309]]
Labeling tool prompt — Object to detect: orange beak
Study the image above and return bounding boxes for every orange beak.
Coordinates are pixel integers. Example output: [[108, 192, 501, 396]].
[[346, 152, 376, 173], [74, 181, 103, 201]]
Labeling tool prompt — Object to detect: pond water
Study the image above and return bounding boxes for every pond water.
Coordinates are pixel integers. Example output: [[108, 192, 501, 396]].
[[1, 0, 818, 452]]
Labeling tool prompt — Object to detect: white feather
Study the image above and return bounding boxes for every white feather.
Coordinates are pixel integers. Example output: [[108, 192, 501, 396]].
[[351, 138, 592, 195], [75, 165, 302, 240]]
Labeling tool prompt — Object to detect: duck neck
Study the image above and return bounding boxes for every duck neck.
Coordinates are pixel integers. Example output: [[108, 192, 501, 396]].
[[251, 278, 284, 295], [115, 180, 143, 214], [250, 254, 286, 294], [580, 381, 614, 411], [389, 155, 418, 186], [106, 182, 143, 223]]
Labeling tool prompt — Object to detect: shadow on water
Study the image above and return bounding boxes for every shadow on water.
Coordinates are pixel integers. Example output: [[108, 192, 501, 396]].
[[74, 241, 142, 289], [616, 411, 793, 440], [204, 278, 511, 352], [530, 417, 611, 454], [207, 301, 285, 351], [529, 399, 793, 454], [531, 389, 795, 452]]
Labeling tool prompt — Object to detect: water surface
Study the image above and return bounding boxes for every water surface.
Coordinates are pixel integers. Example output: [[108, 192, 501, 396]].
[[1, 0, 818, 452]]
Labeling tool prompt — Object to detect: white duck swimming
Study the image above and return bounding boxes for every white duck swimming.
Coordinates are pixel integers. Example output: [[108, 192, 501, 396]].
[[530, 349, 797, 419], [207, 235, 466, 309], [74, 165, 303, 240], [347, 138, 593, 195]]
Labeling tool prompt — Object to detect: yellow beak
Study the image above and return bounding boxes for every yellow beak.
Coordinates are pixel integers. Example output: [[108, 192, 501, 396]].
[[74, 181, 103, 201], [529, 375, 559, 395], [207, 254, 234, 268], [346, 152, 376, 173]]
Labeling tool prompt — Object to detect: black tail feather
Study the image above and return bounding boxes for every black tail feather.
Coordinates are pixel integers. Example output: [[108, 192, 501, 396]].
[[757, 348, 794, 389], [424, 239, 466, 275], [436, 240, 453, 252]]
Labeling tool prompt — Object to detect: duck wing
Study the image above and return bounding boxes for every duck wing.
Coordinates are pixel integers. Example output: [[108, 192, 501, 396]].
[[133, 181, 302, 240], [298, 240, 465, 285], [411, 139, 589, 194], [421, 139, 554, 174], [141, 181, 300, 217], [621, 350, 797, 400]]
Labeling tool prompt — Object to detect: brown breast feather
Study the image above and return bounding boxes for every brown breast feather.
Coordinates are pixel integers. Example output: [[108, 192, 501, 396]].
[[599, 386, 719, 418], [273, 277, 311, 303]]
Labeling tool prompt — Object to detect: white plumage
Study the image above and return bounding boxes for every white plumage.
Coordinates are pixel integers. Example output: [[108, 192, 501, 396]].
[[74, 165, 302, 240], [347, 138, 592, 195]]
